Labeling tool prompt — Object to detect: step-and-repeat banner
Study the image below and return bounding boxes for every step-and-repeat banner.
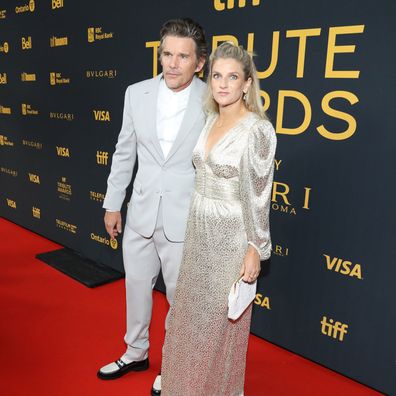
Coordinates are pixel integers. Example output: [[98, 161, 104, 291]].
[[1, 1, 395, 393]]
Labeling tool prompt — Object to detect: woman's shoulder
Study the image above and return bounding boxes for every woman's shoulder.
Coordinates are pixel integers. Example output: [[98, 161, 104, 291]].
[[245, 113, 276, 139]]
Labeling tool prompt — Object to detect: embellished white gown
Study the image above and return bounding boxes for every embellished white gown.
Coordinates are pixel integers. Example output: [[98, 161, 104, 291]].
[[161, 112, 277, 396]]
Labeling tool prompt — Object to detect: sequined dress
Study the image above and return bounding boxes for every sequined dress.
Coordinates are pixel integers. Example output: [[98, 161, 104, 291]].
[[161, 112, 277, 396]]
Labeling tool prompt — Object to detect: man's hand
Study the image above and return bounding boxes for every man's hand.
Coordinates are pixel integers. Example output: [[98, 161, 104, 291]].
[[104, 211, 122, 239], [239, 245, 261, 283]]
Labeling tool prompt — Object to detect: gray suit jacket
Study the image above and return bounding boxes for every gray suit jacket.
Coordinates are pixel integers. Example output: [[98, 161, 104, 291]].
[[103, 74, 206, 242]]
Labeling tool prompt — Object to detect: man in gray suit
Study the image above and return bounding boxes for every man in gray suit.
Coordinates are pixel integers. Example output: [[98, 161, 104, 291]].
[[97, 18, 207, 394]]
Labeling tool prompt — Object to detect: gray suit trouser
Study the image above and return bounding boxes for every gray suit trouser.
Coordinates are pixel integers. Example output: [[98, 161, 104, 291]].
[[121, 199, 184, 362]]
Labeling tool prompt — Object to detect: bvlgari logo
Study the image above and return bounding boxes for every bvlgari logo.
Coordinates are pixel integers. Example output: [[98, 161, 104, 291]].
[[89, 190, 105, 202], [0, 105, 11, 114], [214, 0, 260, 11], [52, 0, 64, 9], [321, 316, 348, 342], [50, 112, 74, 121], [32, 206, 41, 218], [87, 27, 114, 43], [1, 167, 18, 177], [21, 36, 32, 50], [56, 218, 77, 234], [0, 10, 6, 19], [15, 0, 35, 13], [96, 151, 109, 165], [22, 103, 38, 115], [28, 172, 40, 184], [6, 198, 17, 209], [50, 72, 70, 85], [50, 35, 68, 47], [254, 294, 271, 310], [0, 135, 14, 146], [0, 42, 9, 54], [323, 254, 362, 280], [56, 146, 70, 157], [272, 244, 289, 257], [91, 233, 118, 249], [21, 72, 36, 82], [93, 110, 110, 121], [57, 176, 72, 201], [86, 69, 117, 79], [0, 73, 7, 84], [22, 139, 43, 149], [272, 159, 312, 216]]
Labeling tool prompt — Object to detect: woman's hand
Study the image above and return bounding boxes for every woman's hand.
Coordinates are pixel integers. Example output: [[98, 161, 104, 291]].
[[239, 245, 261, 283]]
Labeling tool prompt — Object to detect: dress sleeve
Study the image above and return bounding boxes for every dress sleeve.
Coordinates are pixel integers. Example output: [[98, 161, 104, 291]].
[[239, 119, 277, 260]]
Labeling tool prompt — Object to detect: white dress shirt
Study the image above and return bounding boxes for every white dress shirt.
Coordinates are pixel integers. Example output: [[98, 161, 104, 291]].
[[156, 77, 191, 158]]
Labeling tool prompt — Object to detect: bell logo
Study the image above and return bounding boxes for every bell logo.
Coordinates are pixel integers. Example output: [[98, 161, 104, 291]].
[[93, 110, 110, 121], [214, 0, 260, 11], [52, 0, 64, 9], [56, 146, 70, 157], [254, 294, 271, 310], [323, 254, 362, 280], [321, 316, 348, 342], [96, 151, 108, 165], [6, 199, 16, 209], [0, 73, 7, 84], [28, 173, 40, 184], [32, 206, 41, 218], [21, 36, 32, 50]]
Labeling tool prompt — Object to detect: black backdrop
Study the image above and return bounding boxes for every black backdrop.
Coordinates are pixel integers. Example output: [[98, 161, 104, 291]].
[[1, 1, 395, 394]]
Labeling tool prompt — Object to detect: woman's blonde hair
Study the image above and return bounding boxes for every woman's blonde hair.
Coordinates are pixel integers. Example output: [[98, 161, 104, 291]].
[[204, 41, 267, 119]]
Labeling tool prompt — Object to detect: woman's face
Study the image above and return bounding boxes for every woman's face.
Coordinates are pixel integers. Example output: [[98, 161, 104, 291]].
[[211, 57, 252, 109]]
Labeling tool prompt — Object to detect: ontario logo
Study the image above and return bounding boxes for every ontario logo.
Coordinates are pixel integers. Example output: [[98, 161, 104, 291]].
[[15, 0, 35, 13], [91, 233, 118, 249], [0, 42, 9, 53]]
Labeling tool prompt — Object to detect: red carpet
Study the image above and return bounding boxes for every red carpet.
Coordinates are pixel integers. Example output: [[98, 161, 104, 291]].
[[0, 217, 382, 396]]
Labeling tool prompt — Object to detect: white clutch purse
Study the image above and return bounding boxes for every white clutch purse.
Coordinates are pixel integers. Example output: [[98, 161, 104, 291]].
[[228, 276, 257, 320]]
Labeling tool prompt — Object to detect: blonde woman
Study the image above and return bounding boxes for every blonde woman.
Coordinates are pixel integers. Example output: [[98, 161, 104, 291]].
[[161, 42, 277, 396]]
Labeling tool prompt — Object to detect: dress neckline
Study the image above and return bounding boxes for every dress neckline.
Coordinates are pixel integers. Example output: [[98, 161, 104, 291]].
[[203, 112, 253, 162]]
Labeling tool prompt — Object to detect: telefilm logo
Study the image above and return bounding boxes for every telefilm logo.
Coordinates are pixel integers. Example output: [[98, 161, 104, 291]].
[[323, 254, 362, 280], [86, 69, 117, 79], [56, 146, 70, 157], [0, 42, 9, 53], [89, 190, 105, 202], [87, 27, 114, 43], [1, 167, 18, 177], [56, 218, 77, 234], [0, 105, 12, 114], [52, 0, 64, 9], [93, 110, 110, 121], [23, 139, 42, 149], [57, 176, 72, 201], [50, 72, 70, 85], [28, 172, 40, 184], [21, 72, 36, 82], [96, 151, 109, 165], [21, 36, 32, 50], [15, 0, 35, 13], [22, 103, 38, 115], [321, 316, 348, 342], [32, 206, 41, 219], [91, 233, 118, 249], [254, 294, 270, 310], [6, 198, 17, 209], [0, 135, 14, 146], [214, 0, 260, 11], [50, 112, 74, 121], [0, 73, 7, 84], [50, 35, 68, 47]]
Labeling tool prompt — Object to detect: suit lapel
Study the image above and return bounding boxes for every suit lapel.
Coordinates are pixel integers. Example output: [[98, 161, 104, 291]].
[[143, 74, 165, 162], [165, 76, 202, 163]]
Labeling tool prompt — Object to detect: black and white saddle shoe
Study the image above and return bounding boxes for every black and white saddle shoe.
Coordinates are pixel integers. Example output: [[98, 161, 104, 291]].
[[151, 373, 161, 395], [97, 357, 149, 380]]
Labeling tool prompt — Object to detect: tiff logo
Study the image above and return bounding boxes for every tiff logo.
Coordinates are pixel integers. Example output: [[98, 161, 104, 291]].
[[321, 316, 348, 342], [214, 0, 260, 11], [96, 151, 108, 165]]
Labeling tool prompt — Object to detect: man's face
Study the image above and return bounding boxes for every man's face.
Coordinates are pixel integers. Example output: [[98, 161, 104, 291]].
[[160, 35, 205, 92]]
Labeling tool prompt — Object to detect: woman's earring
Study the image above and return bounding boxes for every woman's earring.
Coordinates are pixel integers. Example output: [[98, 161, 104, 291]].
[[243, 91, 247, 101]]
